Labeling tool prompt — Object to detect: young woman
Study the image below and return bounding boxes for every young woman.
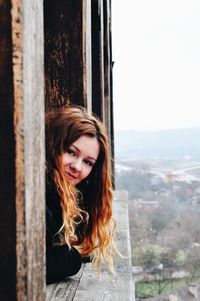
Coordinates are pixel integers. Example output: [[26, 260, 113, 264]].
[[45, 106, 116, 284]]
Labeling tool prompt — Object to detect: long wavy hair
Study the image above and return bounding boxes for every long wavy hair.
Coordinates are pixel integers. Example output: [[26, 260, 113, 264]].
[[45, 107, 117, 272]]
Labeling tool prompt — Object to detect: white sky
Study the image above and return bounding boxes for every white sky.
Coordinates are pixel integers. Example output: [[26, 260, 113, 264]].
[[112, 0, 200, 131]]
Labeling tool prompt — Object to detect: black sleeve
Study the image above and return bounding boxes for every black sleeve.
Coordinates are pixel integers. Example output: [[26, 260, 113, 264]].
[[46, 190, 82, 284], [46, 242, 82, 284]]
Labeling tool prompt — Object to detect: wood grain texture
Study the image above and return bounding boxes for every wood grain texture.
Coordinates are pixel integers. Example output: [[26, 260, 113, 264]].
[[73, 263, 134, 301], [11, 1, 26, 299], [92, 0, 104, 121], [103, 0, 111, 138], [102, 0, 115, 186], [44, 0, 86, 111], [11, 0, 45, 300], [23, 1, 45, 300], [47, 267, 84, 301], [82, 0, 92, 113]]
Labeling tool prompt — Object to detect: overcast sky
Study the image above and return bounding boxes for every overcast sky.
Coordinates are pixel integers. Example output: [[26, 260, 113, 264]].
[[112, 0, 200, 131]]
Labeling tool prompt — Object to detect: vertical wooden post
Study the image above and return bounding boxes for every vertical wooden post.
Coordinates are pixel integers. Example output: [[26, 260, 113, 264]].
[[103, 0, 112, 137], [92, 0, 104, 121], [91, 0, 113, 135], [103, 0, 115, 184], [11, 0, 45, 300], [82, 0, 92, 113], [92, 0, 114, 183]]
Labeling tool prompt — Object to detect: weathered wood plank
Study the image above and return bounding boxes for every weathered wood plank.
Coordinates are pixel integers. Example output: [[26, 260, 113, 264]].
[[91, 0, 114, 164], [11, 1, 26, 298], [23, 1, 45, 300], [73, 263, 134, 301], [103, 0, 111, 137], [82, 0, 92, 113], [11, 0, 45, 300], [47, 266, 84, 301], [91, 0, 104, 121]]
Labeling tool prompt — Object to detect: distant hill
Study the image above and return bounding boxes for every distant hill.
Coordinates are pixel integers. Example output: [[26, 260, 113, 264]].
[[115, 128, 200, 160]]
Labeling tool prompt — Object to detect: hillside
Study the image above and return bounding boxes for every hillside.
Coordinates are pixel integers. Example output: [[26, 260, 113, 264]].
[[115, 128, 200, 160]]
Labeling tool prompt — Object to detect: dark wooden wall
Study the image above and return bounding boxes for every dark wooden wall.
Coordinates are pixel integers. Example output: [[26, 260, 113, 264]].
[[44, 0, 84, 110], [44, 0, 92, 112], [0, 1, 16, 300]]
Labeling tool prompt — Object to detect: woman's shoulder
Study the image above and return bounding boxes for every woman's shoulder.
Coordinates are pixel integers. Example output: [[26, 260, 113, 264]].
[[46, 177, 63, 238], [46, 178, 61, 212], [46, 176, 57, 199]]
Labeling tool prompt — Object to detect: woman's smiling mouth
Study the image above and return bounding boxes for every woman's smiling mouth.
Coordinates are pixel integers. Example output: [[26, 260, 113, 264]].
[[66, 172, 77, 180]]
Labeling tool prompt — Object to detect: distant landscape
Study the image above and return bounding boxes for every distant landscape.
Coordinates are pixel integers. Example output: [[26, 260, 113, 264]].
[[115, 128, 200, 300], [115, 127, 200, 161]]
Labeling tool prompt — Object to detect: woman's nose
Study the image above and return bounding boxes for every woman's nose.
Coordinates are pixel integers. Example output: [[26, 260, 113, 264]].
[[70, 159, 82, 172]]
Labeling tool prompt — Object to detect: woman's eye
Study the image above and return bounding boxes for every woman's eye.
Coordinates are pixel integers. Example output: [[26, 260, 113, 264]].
[[84, 160, 93, 167], [67, 149, 75, 156]]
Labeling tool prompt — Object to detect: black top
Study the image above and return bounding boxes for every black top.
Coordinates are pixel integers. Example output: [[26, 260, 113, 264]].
[[46, 181, 82, 284]]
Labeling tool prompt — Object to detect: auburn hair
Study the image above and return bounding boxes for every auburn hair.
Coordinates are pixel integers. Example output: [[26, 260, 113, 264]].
[[45, 107, 117, 272]]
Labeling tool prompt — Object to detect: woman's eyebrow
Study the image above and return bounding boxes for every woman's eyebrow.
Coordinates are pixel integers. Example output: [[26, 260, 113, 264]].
[[71, 144, 79, 152], [87, 156, 97, 162], [71, 144, 97, 161]]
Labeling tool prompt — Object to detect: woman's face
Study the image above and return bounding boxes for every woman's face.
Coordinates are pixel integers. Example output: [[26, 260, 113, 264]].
[[60, 135, 100, 185]]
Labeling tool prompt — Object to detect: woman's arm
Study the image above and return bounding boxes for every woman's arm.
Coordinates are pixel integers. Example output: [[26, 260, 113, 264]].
[[46, 229, 82, 284], [46, 204, 82, 284]]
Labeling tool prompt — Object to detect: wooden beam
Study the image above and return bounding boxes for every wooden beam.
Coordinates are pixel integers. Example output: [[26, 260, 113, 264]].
[[11, 0, 45, 300], [109, 0, 115, 166], [91, 0, 113, 138], [103, 0, 111, 138], [103, 0, 115, 186], [92, 0, 115, 185], [82, 0, 92, 113], [92, 0, 105, 121]]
